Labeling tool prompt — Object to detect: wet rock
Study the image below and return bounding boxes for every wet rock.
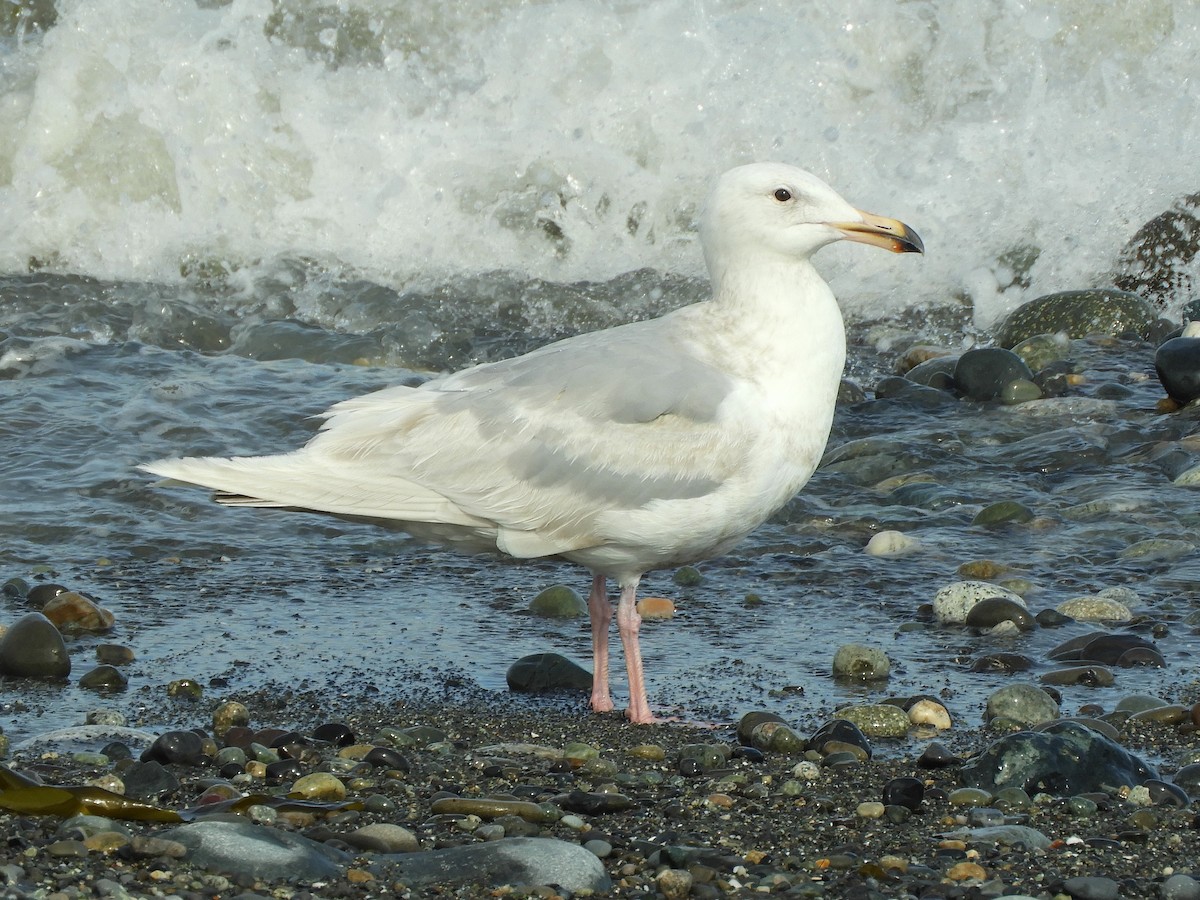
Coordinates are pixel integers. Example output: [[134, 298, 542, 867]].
[[382, 836, 610, 893], [528, 585, 586, 618], [95, 644, 134, 665], [1039, 666, 1114, 687], [1173, 763, 1200, 798], [1161, 873, 1200, 900], [363, 746, 410, 771], [42, 592, 115, 633], [917, 741, 962, 768], [1056, 595, 1132, 623], [809, 719, 872, 759], [835, 704, 909, 739], [212, 702, 250, 738], [552, 790, 636, 815], [1156, 335, 1200, 404], [160, 820, 348, 881], [342, 823, 419, 853], [1050, 632, 1164, 667], [430, 796, 555, 822], [0, 612, 70, 677], [122, 761, 180, 801], [78, 665, 128, 691], [946, 824, 1052, 849], [882, 776, 924, 810], [972, 500, 1035, 526], [864, 529, 920, 556], [964, 596, 1036, 631], [831, 644, 890, 681], [636, 596, 675, 619], [1011, 332, 1072, 372], [141, 730, 208, 766], [506, 653, 591, 693], [985, 683, 1058, 726], [933, 581, 1026, 625], [311, 722, 355, 746], [970, 652, 1036, 673], [25, 582, 68, 607], [1113, 192, 1200, 306], [291, 772, 346, 800], [904, 355, 958, 390], [995, 290, 1157, 347], [959, 722, 1157, 795], [907, 698, 952, 730], [953, 348, 1035, 401]]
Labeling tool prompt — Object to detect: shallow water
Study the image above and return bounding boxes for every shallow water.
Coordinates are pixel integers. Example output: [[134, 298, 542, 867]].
[[3, 1, 1200, 745], [2, 269, 1199, 747]]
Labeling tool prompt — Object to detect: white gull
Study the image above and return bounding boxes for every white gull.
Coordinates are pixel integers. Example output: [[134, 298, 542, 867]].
[[142, 163, 923, 724]]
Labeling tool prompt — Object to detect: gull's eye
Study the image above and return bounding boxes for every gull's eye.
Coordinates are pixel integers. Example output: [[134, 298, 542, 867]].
[[773, 188, 792, 202]]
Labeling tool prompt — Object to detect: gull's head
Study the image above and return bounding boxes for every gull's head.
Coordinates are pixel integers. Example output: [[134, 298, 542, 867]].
[[700, 163, 923, 270]]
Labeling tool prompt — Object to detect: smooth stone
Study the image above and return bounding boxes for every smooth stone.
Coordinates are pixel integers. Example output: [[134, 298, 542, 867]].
[[1145, 779, 1189, 808], [1057, 596, 1132, 623], [122, 761, 180, 801], [0, 612, 70, 677], [1000, 378, 1043, 404], [1062, 875, 1120, 900], [953, 348, 1034, 401], [948, 787, 994, 807], [808, 718, 872, 758], [971, 652, 1035, 673], [78, 665, 128, 691], [363, 746, 410, 771], [964, 597, 1035, 631], [946, 824, 1051, 850], [291, 772, 346, 800], [834, 704, 909, 739], [985, 684, 1058, 727], [903, 355, 958, 392], [13, 725, 158, 754], [312, 722, 355, 746], [382, 837, 610, 892], [94, 644, 135, 665], [212, 702, 250, 737], [1010, 332, 1072, 372], [160, 820, 348, 881], [42, 592, 115, 633], [636, 596, 675, 619], [141, 730, 208, 766], [342, 822, 419, 853], [972, 500, 1035, 526], [1049, 632, 1163, 666], [882, 776, 924, 811], [1161, 874, 1200, 900], [995, 289, 1156, 348], [166, 678, 203, 700], [917, 741, 962, 768], [505, 653, 591, 693], [933, 581, 1026, 625], [1128, 705, 1190, 725], [430, 797, 555, 823], [1039, 666, 1114, 687], [1156, 336, 1200, 403], [551, 790, 634, 815], [959, 722, 1157, 796], [1173, 763, 1200, 798], [864, 529, 920, 556], [750, 721, 806, 754], [528, 585, 586, 619], [907, 699, 952, 730], [1121, 538, 1195, 560], [831, 644, 890, 681]]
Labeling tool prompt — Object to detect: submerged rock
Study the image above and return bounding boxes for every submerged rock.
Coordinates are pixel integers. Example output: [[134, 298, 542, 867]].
[[1114, 192, 1200, 307], [959, 722, 1157, 795], [1156, 335, 1200, 404], [506, 653, 591, 693], [995, 290, 1157, 348], [528, 585, 586, 618], [953, 348, 1034, 401]]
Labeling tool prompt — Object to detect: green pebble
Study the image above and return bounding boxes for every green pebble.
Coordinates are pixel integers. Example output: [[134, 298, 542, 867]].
[[679, 743, 728, 770], [215, 747, 247, 768], [1011, 333, 1071, 372], [374, 727, 417, 749], [994, 787, 1032, 811], [1000, 378, 1043, 404], [1067, 795, 1098, 816], [400, 725, 446, 746], [166, 678, 203, 700], [834, 703, 910, 738], [563, 742, 600, 763], [948, 787, 994, 807], [672, 566, 704, 586], [528, 585, 587, 618], [972, 500, 1035, 526]]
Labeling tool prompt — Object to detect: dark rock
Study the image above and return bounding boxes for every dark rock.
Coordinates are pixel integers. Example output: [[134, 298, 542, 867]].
[[904, 355, 959, 390], [141, 730, 209, 766], [159, 820, 348, 882], [1156, 336, 1200, 403], [874, 376, 957, 406], [737, 711, 788, 746], [882, 776, 924, 810], [969, 652, 1035, 673], [265, 758, 305, 784], [311, 722, 355, 746], [959, 722, 1157, 796], [1113, 192, 1200, 307], [972, 500, 1035, 527], [506, 653, 591, 693], [953, 348, 1034, 401], [0, 612, 70, 678], [964, 597, 1036, 630], [363, 746, 410, 772], [1146, 779, 1190, 808], [995, 290, 1157, 347], [1039, 666, 1114, 687], [1174, 762, 1200, 798], [381, 836, 611, 892], [808, 719, 871, 759], [24, 583, 67, 607], [122, 761, 180, 801], [917, 741, 962, 769], [837, 378, 868, 404], [78, 665, 128, 691], [1061, 875, 1121, 900], [1049, 632, 1163, 667], [552, 790, 636, 815]]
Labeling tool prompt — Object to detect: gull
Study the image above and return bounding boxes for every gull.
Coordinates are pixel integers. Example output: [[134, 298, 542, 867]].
[[142, 163, 923, 724]]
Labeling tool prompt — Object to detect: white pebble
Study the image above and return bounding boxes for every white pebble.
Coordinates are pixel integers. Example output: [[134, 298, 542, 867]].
[[864, 530, 921, 557], [1057, 595, 1132, 623], [932, 580, 1026, 625], [908, 698, 952, 730]]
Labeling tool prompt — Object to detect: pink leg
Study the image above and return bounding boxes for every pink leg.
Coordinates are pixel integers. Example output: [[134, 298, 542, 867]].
[[616, 580, 656, 724], [586, 573, 614, 713]]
